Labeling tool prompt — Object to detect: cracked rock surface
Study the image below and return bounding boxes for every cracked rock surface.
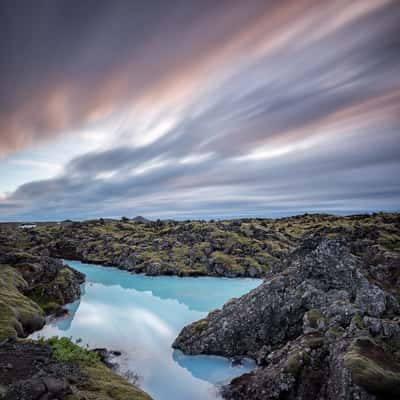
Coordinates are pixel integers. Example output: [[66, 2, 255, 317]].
[[174, 236, 400, 400]]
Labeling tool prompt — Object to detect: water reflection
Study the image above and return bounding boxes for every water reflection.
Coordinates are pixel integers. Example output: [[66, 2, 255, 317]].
[[65, 260, 260, 312], [172, 350, 255, 384], [31, 260, 261, 400], [56, 299, 81, 331]]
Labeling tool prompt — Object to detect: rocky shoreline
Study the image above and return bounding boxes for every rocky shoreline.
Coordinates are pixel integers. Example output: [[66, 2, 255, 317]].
[[173, 234, 400, 399]]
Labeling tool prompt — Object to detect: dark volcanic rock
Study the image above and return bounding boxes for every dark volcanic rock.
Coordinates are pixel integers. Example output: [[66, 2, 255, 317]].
[[174, 238, 372, 356], [0, 339, 81, 400], [19, 256, 85, 313], [174, 236, 400, 399]]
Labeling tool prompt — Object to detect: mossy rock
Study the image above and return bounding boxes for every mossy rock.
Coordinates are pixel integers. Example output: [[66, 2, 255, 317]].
[[192, 319, 208, 334], [285, 350, 311, 376], [352, 314, 365, 330], [76, 361, 152, 400], [305, 309, 325, 329], [305, 335, 325, 349], [27, 285, 65, 315], [43, 337, 152, 400], [210, 251, 242, 273], [42, 336, 101, 363], [173, 245, 190, 258], [55, 267, 75, 284], [327, 326, 345, 338], [344, 336, 400, 397], [0, 265, 45, 341]]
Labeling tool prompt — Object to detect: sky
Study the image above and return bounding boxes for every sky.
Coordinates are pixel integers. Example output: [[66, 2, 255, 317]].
[[0, 0, 399, 221]]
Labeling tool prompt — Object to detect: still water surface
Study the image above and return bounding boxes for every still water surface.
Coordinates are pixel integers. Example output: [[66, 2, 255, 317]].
[[31, 260, 261, 400]]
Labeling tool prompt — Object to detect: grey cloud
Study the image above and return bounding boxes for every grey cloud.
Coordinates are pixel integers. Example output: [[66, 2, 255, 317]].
[[1, 0, 400, 220]]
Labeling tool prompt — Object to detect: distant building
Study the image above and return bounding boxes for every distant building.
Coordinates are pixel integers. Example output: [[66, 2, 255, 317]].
[[19, 224, 37, 229]]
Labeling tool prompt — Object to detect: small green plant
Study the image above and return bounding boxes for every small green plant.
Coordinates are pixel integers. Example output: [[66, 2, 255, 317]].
[[39, 336, 100, 364]]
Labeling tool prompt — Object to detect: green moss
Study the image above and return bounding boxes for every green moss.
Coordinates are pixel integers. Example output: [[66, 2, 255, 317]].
[[41, 336, 100, 363], [192, 320, 208, 334], [210, 251, 242, 272], [306, 309, 324, 329], [55, 267, 75, 283], [327, 326, 345, 338], [173, 245, 190, 258], [140, 250, 162, 263], [377, 231, 400, 251], [285, 350, 310, 376], [27, 283, 66, 315], [243, 256, 261, 268], [305, 336, 325, 349], [344, 337, 400, 397], [326, 232, 339, 239], [76, 361, 152, 400], [0, 265, 44, 341], [352, 314, 365, 329], [41, 337, 152, 400], [0, 299, 22, 340]]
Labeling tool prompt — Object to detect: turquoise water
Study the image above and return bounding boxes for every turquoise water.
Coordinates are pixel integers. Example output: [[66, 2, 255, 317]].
[[31, 260, 261, 400]]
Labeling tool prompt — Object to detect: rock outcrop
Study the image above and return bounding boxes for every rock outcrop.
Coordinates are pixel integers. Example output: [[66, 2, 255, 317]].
[[174, 235, 400, 399], [0, 266, 45, 342], [0, 252, 84, 338]]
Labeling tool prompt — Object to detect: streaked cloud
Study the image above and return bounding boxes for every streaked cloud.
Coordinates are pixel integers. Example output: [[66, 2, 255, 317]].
[[0, 0, 399, 220]]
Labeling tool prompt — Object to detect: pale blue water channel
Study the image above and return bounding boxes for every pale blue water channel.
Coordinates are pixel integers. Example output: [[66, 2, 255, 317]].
[[31, 260, 262, 400]]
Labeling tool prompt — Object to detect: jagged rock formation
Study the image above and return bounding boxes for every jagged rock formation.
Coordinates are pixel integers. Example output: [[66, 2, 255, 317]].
[[173, 235, 400, 399]]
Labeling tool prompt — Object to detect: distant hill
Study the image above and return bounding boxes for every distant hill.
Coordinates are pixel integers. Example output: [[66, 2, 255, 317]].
[[131, 215, 150, 223]]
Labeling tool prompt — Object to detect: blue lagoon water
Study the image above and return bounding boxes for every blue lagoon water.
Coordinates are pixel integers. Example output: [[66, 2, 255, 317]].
[[31, 260, 261, 400]]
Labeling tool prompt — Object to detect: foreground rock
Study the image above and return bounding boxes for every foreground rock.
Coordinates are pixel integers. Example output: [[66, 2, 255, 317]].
[[0, 338, 151, 400], [174, 236, 400, 399]]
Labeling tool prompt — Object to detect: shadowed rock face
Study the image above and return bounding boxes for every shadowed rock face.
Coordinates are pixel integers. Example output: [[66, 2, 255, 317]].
[[173, 236, 400, 399]]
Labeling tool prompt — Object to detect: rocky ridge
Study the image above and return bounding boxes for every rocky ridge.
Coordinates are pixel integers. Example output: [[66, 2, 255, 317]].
[[173, 235, 400, 399], [1, 213, 399, 278]]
